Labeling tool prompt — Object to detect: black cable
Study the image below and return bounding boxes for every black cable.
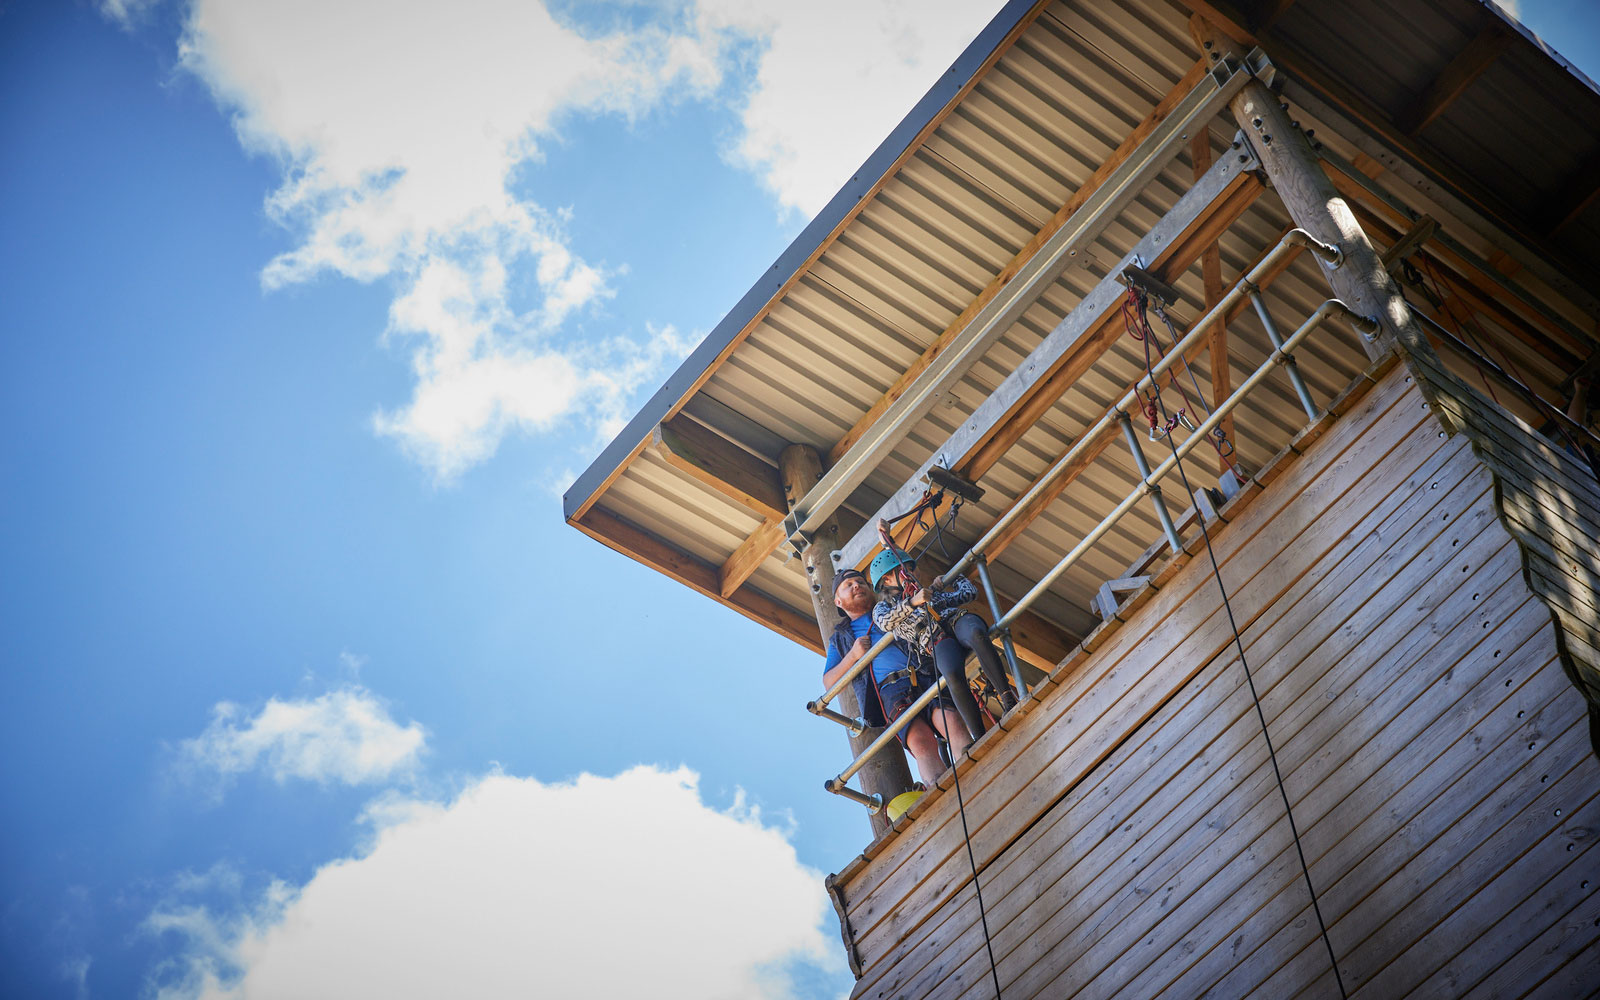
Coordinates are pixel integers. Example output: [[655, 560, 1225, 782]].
[[1146, 390, 1349, 999], [937, 729, 1003, 1000]]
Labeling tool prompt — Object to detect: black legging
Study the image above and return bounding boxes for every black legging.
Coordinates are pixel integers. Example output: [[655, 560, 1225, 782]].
[[933, 612, 1016, 739]]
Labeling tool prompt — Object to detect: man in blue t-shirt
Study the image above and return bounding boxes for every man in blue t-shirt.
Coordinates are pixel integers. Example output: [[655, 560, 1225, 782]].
[[821, 569, 970, 786]]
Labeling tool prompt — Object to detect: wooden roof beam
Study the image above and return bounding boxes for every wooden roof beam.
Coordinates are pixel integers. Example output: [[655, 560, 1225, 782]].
[[718, 59, 1225, 598], [834, 146, 1262, 572], [1183, 0, 1600, 314], [826, 57, 1213, 465], [976, 224, 1301, 567], [958, 171, 1264, 485], [648, 414, 786, 521], [1396, 24, 1511, 136], [1321, 156, 1596, 356], [1539, 148, 1600, 238], [576, 508, 822, 653]]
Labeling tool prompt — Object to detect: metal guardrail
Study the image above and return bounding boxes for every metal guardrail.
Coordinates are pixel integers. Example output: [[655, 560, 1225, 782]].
[[807, 229, 1381, 812], [782, 50, 1264, 553]]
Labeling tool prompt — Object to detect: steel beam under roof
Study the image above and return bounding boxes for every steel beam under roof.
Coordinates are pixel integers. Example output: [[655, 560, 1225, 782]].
[[835, 142, 1260, 570], [782, 51, 1265, 553]]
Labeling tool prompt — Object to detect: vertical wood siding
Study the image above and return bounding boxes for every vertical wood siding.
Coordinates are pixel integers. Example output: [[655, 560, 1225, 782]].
[[839, 362, 1599, 999]]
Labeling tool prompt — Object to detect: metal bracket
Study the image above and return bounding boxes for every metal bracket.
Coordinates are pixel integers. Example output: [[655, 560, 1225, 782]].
[[1093, 576, 1152, 623], [1122, 263, 1184, 309], [926, 464, 985, 504], [782, 511, 810, 560], [1242, 46, 1278, 88]]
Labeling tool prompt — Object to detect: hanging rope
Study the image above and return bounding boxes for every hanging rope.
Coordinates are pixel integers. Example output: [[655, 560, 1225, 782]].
[[880, 483, 998, 993], [936, 728, 1004, 1000], [1126, 273, 1349, 997], [1121, 285, 1239, 472]]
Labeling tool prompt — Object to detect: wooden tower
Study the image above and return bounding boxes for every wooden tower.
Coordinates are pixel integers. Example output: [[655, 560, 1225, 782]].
[[565, 1, 1600, 995]]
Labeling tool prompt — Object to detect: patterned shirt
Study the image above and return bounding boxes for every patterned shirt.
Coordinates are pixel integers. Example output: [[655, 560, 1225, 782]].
[[872, 574, 979, 655]]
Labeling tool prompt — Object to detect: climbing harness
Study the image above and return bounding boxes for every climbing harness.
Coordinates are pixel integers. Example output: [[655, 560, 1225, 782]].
[[1123, 271, 1349, 999], [881, 484, 1004, 997]]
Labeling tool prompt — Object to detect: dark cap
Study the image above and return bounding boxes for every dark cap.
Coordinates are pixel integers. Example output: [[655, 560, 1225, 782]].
[[833, 568, 868, 592]]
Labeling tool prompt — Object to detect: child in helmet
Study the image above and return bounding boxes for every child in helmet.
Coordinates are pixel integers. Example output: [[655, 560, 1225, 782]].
[[822, 568, 971, 786], [869, 523, 1019, 740]]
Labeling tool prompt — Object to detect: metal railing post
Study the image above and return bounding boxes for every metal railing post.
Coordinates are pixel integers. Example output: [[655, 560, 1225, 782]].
[[823, 781, 883, 812], [1248, 285, 1319, 419], [975, 555, 1027, 697], [1118, 411, 1185, 553]]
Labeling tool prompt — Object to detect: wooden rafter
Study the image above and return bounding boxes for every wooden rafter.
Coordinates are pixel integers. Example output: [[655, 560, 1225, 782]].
[[718, 58, 1225, 600], [958, 173, 1264, 485], [975, 225, 1302, 567], [649, 415, 785, 521], [1322, 159, 1593, 356], [835, 149, 1265, 572], [825, 58, 1213, 466], [1328, 167, 1586, 375], [1183, 0, 1600, 294], [1396, 24, 1511, 136], [576, 508, 822, 652]]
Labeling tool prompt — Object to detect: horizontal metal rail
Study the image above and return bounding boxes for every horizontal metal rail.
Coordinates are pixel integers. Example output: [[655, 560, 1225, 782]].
[[828, 675, 949, 789], [995, 299, 1374, 632], [1415, 309, 1600, 451], [808, 631, 897, 720], [820, 297, 1378, 806], [784, 52, 1261, 551], [943, 229, 1341, 584]]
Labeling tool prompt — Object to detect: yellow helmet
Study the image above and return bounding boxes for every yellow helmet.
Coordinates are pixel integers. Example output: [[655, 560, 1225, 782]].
[[886, 789, 924, 823]]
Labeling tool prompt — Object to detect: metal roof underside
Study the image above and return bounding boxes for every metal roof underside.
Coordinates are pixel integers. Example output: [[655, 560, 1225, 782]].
[[564, 0, 1600, 656]]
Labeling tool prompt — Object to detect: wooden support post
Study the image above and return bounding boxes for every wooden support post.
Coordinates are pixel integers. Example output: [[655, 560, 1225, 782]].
[[780, 443, 911, 837], [1192, 131, 1234, 476], [1190, 17, 1439, 370]]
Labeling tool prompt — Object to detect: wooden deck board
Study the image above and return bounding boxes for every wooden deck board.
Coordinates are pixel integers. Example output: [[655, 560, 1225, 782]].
[[846, 370, 1431, 959], [839, 361, 1600, 999]]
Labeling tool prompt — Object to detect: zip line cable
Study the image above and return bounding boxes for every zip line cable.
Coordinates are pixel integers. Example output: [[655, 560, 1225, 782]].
[[1134, 293, 1349, 998]]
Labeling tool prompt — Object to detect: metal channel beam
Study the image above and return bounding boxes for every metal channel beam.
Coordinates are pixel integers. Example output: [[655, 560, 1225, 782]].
[[782, 52, 1261, 551], [833, 142, 1260, 571]]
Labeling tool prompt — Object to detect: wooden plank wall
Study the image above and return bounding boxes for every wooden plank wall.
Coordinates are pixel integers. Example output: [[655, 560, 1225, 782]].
[[838, 363, 1600, 999], [1410, 349, 1600, 762]]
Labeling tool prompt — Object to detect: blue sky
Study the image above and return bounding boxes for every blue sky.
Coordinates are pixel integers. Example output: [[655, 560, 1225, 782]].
[[2, 1, 1597, 998]]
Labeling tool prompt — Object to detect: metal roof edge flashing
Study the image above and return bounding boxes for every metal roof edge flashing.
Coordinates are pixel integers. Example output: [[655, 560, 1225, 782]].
[[562, 0, 1045, 523]]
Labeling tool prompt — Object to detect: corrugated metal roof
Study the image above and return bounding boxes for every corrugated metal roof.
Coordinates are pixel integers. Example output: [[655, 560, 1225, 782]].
[[566, 0, 1599, 658]]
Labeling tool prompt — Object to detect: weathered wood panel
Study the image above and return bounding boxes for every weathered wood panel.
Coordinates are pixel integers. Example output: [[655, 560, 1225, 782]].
[[1412, 350, 1600, 762], [839, 363, 1600, 999]]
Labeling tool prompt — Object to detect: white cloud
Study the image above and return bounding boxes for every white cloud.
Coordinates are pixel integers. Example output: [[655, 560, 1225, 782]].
[[710, 0, 1007, 217], [146, 766, 840, 999], [171, 0, 736, 479], [158, 0, 1002, 477], [179, 686, 426, 787], [98, 0, 160, 27]]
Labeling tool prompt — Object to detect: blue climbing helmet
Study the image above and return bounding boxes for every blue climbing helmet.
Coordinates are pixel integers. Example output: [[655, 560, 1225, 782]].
[[869, 549, 915, 590]]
